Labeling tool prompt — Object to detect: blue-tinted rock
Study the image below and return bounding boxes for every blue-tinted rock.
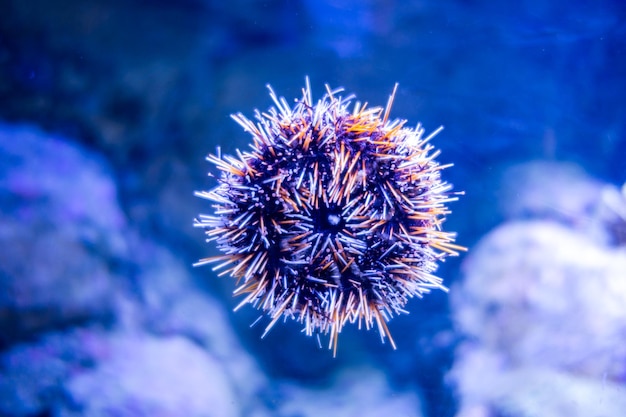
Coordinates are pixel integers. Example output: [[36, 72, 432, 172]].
[[0, 120, 269, 414], [595, 182, 626, 246], [498, 161, 604, 225], [131, 240, 270, 405], [60, 334, 239, 417], [451, 354, 626, 417], [0, 329, 245, 417], [0, 124, 126, 345], [0, 234, 269, 416], [0, 328, 104, 417], [278, 368, 425, 417], [449, 221, 626, 416], [498, 161, 626, 245]]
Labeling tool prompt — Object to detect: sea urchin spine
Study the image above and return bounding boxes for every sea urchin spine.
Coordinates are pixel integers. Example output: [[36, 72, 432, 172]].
[[195, 79, 464, 355]]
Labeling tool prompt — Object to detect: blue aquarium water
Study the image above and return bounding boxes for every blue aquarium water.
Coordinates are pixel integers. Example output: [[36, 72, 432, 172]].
[[1, 1, 625, 416]]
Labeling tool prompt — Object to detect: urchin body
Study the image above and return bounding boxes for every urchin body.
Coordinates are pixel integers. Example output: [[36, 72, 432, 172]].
[[195, 80, 463, 354]]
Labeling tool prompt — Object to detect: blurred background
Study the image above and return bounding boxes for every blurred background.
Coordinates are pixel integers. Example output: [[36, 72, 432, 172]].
[[1, 0, 625, 416]]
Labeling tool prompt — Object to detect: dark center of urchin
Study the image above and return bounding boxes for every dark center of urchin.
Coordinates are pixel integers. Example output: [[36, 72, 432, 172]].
[[311, 203, 345, 234]]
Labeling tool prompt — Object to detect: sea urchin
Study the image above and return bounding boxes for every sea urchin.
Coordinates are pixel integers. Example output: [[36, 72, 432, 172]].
[[195, 79, 464, 354]]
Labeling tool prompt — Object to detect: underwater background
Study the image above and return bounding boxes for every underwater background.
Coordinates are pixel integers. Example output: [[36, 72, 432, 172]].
[[1, 0, 625, 416]]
